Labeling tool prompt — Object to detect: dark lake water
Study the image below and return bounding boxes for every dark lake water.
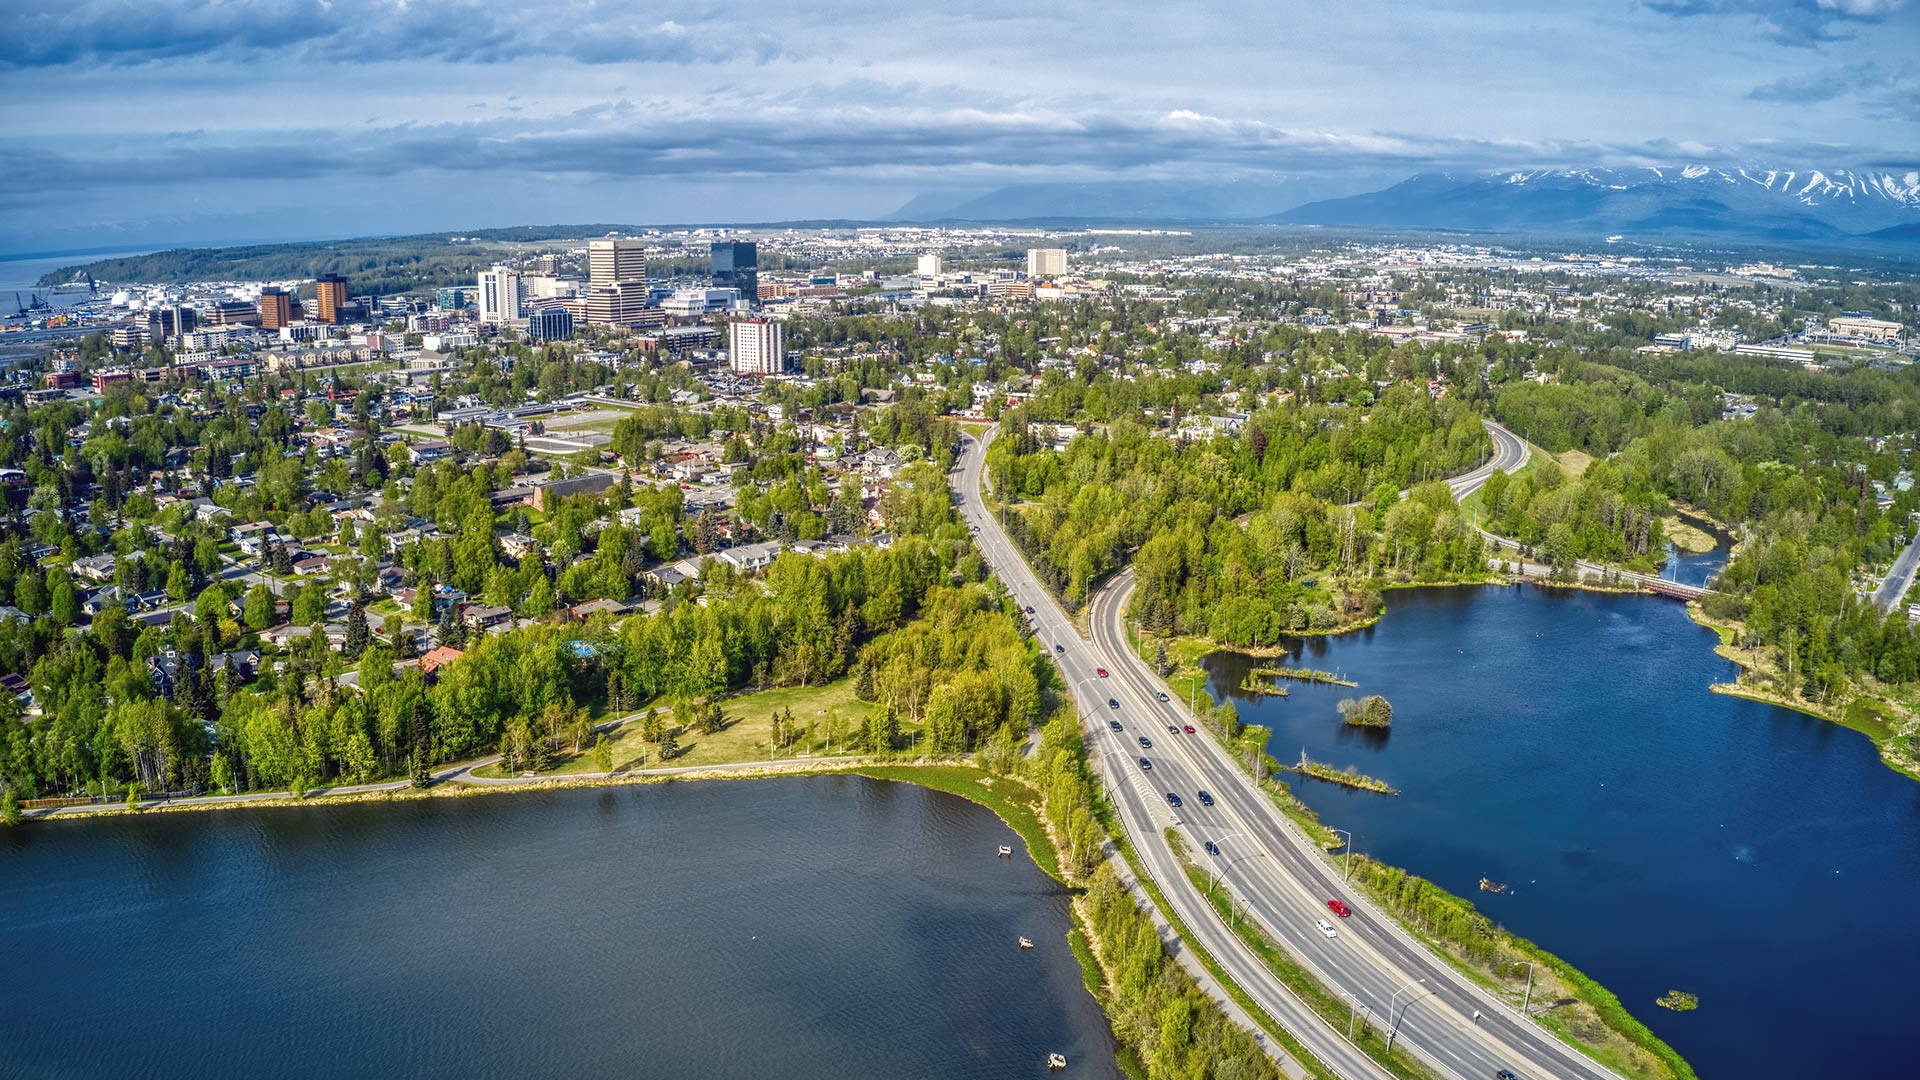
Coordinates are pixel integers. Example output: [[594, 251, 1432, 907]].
[[0, 778, 1122, 1080], [1206, 585, 1920, 1080]]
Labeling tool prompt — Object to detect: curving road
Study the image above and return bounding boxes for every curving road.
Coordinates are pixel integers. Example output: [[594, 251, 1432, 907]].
[[961, 420, 1632, 1080]]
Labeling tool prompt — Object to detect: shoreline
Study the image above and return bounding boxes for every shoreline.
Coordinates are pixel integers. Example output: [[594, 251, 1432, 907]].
[[22, 756, 927, 825], [1689, 606, 1920, 784]]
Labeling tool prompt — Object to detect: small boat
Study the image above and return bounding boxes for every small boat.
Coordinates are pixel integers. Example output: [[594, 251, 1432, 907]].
[[1047, 1052, 1068, 1070], [1018, 937, 1034, 950], [997, 844, 1012, 857]]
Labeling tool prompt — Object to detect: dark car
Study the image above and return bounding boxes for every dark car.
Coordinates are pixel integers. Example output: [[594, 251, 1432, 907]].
[[1156, 691, 1169, 702], [1055, 644, 1065, 653], [1197, 790, 1214, 807], [1204, 841, 1219, 856], [1107, 698, 1119, 710], [1024, 606, 1034, 614], [1495, 1072, 1521, 1080], [1167, 724, 1180, 735], [1165, 792, 1183, 808], [1137, 757, 1152, 771], [1137, 736, 1152, 749], [1108, 719, 1123, 732]]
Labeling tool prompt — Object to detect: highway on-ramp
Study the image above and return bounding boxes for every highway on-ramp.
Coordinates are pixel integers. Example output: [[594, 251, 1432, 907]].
[[958, 419, 1630, 1080]]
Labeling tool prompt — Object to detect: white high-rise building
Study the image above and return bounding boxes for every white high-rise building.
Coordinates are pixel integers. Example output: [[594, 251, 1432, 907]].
[[477, 266, 523, 324], [1025, 248, 1067, 278], [728, 318, 785, 375], [917, 253, 942, 277], [589, 238, 647, 289]]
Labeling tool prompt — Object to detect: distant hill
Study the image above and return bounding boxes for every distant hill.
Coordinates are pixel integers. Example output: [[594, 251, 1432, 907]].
[[890, 177, 1382, 223], [1868, 222, 1920, 245], [1272, 167, 1920, 246]]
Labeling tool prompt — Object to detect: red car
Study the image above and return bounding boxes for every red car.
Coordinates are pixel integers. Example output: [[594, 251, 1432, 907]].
[[1327, 899, 1352, 918], [1183, 725, 1196, 734], [1096, 668, 1109, 678]]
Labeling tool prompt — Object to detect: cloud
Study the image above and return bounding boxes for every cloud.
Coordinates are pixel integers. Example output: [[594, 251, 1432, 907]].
[[1643, 0, 1909, 44], [0, 0, 785, 69], [0, 101, 1884, 212], [1748, 62, 1920, 120]]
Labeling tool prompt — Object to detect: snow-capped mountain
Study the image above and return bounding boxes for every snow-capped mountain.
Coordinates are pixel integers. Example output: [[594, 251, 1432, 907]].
[[1273, 166, 1920, 245]]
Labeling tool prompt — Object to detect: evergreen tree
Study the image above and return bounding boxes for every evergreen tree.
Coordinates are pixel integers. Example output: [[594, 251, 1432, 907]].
[[657, 726, 678, 760], [435, 602, 466, 649], [343, 602, 370, 659]]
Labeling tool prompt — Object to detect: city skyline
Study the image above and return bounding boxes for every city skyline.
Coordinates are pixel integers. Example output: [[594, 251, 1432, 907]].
[[2, 0, 1917, 253]]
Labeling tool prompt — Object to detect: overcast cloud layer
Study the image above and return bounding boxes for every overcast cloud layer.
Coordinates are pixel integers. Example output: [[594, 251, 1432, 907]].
[[1, 0, 1915, 252]]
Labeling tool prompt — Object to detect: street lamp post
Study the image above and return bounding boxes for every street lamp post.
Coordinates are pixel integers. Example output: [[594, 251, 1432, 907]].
[[1516, 961, 1534, 1017], [1184, 672, 1202, 714], [1340, 991, 1370, 1042], [1204, 830, 1245, 919], [1385, 978, 1427, 1053], [1330, 828, 1354, 880]]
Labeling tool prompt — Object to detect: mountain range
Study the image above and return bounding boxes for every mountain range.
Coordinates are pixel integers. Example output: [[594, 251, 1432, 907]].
[[893, 167, 1920, 247]]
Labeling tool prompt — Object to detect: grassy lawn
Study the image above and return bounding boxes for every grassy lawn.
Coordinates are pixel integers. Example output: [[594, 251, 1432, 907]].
[[529, 676, 906, 776]]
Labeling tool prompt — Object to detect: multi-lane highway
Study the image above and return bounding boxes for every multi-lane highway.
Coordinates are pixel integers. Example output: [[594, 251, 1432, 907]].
[[958, 419, 1630, 1080]]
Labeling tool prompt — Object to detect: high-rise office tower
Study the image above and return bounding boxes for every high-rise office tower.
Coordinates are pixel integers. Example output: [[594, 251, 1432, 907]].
[[477, 266, 523, 324], [258, 287, 292, 329], [589, 238, 647, 289], [527, 307, 574, 343], [314, 273, 350, 324], [711, 241, 758, 306], [917, 253, 942, 277], [1025, 248, 1067, 278]]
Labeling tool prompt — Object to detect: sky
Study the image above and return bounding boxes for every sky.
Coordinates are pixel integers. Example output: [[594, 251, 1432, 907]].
[[1, 0, 1916, 254]]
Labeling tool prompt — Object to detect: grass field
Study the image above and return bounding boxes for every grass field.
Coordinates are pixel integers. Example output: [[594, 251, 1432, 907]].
[[527, 676, 908, 775]]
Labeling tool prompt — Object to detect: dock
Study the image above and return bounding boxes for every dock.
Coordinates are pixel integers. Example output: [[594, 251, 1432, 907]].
[[996, 844, 1012, 857]]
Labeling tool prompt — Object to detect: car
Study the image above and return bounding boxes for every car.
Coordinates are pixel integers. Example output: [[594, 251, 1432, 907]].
[[1165, 792, 1183, 808], [1108, 719, 1123, 732], [1183, 725, 1196, 734], [1167, 724, 1180, 735], [1024, 606, 1034, 614], [1107, 698, 1120, 710], [1137, 736, 1152, 749], [1137, 757, 1152, 771], [1327, 899, 1351, 918], [1055, 644, 1065, 653], [1315, 919, 1338, 939], [1096, 667, 1109, 678], [1156, 691, 1169, 702], [1203, 841, 1219, 856], [1197, 790, 1214, 807], [1495, 1072, 1522, 1080]]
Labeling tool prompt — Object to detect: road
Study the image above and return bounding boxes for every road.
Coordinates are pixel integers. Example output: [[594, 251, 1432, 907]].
[[1871, 533, 1920, 613], [959, 420, 1630, 1080]]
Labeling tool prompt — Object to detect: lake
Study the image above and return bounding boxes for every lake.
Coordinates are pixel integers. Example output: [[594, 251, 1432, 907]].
[[0, 777, 1122, 1080], [1206, 584, 1920, 1080]]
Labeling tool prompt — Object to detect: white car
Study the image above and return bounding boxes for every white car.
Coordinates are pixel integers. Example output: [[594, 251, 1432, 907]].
[[1315, 919, 1338, 939]]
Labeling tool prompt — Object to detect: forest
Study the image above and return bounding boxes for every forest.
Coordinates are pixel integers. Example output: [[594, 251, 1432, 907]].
[[985, 384, 1491, 644]]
